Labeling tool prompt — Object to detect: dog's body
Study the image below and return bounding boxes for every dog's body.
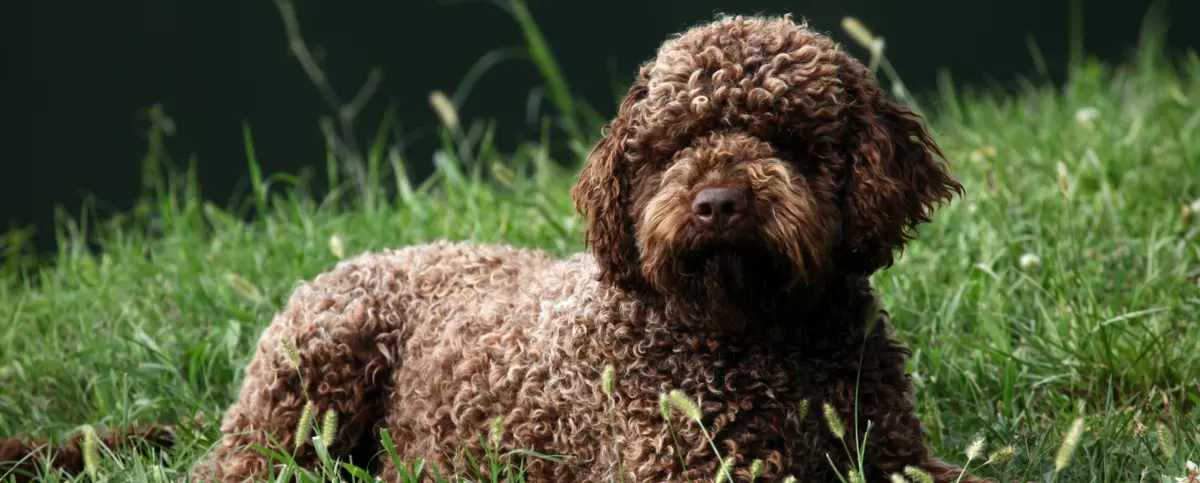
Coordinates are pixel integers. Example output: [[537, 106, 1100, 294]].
[[189, 242, 973, 482], [4, 14, 989, 483]]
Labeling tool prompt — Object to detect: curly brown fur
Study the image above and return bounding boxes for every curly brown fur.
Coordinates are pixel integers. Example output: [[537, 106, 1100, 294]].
[[3, 14, 989, 483]]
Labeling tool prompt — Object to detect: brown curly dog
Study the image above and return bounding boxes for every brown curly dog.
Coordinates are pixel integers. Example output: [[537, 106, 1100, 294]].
[[3, 14, 989, 483]]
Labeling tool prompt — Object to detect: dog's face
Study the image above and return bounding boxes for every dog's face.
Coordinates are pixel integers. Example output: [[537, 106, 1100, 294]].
[[573, 15, 962, 320], [629, 130, 841, 312]]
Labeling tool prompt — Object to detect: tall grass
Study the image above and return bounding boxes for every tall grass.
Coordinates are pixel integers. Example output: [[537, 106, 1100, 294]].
[[2, 1, 1199, 481]]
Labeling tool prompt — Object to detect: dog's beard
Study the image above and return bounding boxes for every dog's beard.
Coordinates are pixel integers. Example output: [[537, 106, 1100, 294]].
[[636, 209, 820, 331], [647, 240, 800, 331]]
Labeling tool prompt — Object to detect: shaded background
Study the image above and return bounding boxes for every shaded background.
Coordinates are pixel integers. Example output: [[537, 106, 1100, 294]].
[[3, 0, 1196, 254]]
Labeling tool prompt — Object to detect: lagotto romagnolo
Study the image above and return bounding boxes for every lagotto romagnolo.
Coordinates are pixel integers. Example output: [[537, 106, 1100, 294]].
[[3, 14, 988, 483]]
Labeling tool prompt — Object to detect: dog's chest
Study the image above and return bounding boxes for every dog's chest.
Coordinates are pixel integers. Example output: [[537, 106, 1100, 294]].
[[595, 328, 882, 474]]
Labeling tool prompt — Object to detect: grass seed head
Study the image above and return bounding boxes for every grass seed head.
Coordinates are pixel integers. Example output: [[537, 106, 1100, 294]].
[[225, 273, 264, 304], [986, 445, 1016, 464], [295, 401, 315, 449], [280, 337, 301, 368], [82, 425, 100, 478], [822, 402, 845, 440], [1157, 422, 1176, 458], [491, 162, 516, 186], [428, 90, 459, 129], [490, 416, 505, 448], [657, 392, 671, 421], [667, 390, 702, 423], [321, 409, 339, 445], [1056, 161, 1071, 196], [1054, 417, 1085, 471], [903, 466, 934, 483], [328, 234, 345, 258], [965, 436, 986, 461], [601, 364, 615, 398], [749, 459, 763, 480], [714, 456, 736, 483]]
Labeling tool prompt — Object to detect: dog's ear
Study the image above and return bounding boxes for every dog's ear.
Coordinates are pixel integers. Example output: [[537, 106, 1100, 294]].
[[572, 79, 649, 290], [840, 89, 964, 273]]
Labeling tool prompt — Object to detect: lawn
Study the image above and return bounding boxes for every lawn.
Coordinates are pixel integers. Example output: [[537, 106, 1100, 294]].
[[1, 3, 1198, 482]]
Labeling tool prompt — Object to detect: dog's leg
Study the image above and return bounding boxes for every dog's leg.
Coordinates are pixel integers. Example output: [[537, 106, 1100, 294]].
[[191, 271, 398, 482]]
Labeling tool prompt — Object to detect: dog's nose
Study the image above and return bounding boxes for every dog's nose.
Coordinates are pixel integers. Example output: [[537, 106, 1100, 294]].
[[691, 187, 747, 227]]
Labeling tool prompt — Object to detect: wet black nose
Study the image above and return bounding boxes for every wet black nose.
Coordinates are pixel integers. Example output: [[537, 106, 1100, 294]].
[[691, 187, 747, 228]]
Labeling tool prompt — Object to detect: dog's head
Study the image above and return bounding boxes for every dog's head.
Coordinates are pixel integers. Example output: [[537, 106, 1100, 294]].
[[572, 15, 962, 321]]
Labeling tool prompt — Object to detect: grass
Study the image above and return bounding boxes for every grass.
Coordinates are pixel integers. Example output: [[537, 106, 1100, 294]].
[[3, 1, 1200, 482]]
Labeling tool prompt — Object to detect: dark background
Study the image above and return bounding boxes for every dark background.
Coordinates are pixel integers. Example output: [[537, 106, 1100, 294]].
[[3, 0, 1196, 254]]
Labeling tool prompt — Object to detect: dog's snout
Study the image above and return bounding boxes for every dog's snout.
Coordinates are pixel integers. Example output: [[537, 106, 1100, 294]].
[[691, 187, 747, 228]]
